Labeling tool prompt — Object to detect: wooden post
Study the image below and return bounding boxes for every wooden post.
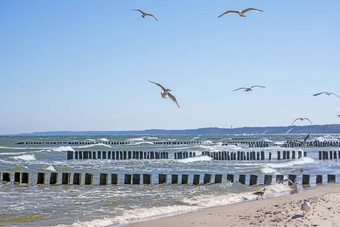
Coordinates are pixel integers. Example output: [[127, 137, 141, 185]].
[[3, 172, 10, 182], [100, 173, 108, 185], [239, 174, 246, 185], [111, 174, 118, 185], [287, 151, 290, 159], [93, 151, 96, 159], [288, 175, 297, 185], [328, 174, 336, 183], [50, 172, 58, 184], [133, 174, 140, 185], [171, 174, 178, 184], [79, 151, 83, 159], [14, 172, 20, 183], [73, 173, 81, 185], [21, 172, 29, 184], [298, 151, 302, 159], [249, 174, 258, 186], [143, 174, 152, 184], [75, 151, 79, 159], [37, 172, 45, 184], [304, 151, 307, 157], [329, 151, 333, 160], [67, 151, 74, 160], [264, 175, 272, 185], [227, 174, 234, 183], [261, 151, 264, 160], [319, 151, 322, 160], [62, 173, 71, 184], [159, 174, 167, 184], [85, 173, 93, 185], [124, 174, 132, 184], [276, 174, 284, 182], [302, 174, 310, 186], [98, 151, 102, 159], [181, 174, 189, 184], [277, 151, 281, 160], [203, 174, 211, 184], [214, 174, 222, 184], [316, 175, 323, 184], [269, 152, 272, 160], [193, 174, 200, 185]]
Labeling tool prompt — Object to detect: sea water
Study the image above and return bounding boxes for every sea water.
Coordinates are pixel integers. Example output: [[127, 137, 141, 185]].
[[1, 134, 340, 226]]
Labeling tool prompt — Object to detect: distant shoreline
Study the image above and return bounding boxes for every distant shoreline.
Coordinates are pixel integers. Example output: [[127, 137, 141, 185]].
[[3, 124, 340, 136]]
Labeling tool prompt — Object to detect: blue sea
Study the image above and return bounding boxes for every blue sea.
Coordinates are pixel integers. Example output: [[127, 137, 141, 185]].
[[1, 134, 340, 226]]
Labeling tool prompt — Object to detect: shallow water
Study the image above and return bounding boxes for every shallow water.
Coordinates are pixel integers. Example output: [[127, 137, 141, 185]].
[[1, 134, 340, 226]]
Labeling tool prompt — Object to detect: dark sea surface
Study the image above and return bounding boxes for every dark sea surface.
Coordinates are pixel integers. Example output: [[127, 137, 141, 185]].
[[1, 134, 340, 226]]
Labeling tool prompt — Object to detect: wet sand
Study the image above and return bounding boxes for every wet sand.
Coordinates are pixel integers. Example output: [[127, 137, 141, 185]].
[[130, 183, 340, 227]]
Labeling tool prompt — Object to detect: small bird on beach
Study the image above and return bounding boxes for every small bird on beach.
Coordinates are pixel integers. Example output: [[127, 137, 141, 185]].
[[291, 118, 313, 125], [313, 92, 340, 99], [301, 199, 311, 216], [218, 8, 263, 18], [233, 85, 266, 92], [149, 81, 180, 108], [133, 9, 158, 21], [253, 188, 265, 200]]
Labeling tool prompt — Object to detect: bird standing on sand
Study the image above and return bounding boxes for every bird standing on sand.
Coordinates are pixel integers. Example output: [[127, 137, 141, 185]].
[[253, 188, 265, 200], [133, 9, 158, 21], [149, 81, 180, 108], [218, 8, 263, 18], [313, 92, 340, 99], [291, 118, 313, 125], [233, 85, 266, 92], [301, 199, 311, 216]]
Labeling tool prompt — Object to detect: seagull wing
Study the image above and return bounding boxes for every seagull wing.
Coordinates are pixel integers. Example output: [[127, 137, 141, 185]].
[[304, 118, 313, 124], [133, 9, 145, 14], [233, 87, 247, 92], [168, 93, 180, 108], [149, 80, 166, 91], [242, 8, 264, 14], [291, 118, 299, 125], [146, 13, 158, 21], [330, 93, 340, 98], [218, 10, 239, 18], [251, 85, 266, 88], [313, 92, 326, 96]]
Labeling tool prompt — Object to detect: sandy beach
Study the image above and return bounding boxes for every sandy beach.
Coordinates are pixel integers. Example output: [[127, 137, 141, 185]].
[[130, 183, 340, 227]]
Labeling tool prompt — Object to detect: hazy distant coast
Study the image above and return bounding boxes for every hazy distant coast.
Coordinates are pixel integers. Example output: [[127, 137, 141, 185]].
[[10, 124, 340, 136]]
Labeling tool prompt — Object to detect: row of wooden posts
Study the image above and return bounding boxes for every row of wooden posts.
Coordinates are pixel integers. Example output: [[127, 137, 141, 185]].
[[17, 141, 203, 145], [67, 150, 309, 161], [222, 141, 271, 148], [283, 140, 340, 148], [0, 171, 337, 186], [203, 150, 307, 161], [319, 151, 340, 160]]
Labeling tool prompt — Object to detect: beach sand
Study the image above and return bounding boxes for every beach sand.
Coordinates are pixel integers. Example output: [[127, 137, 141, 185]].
[[130, 183, 340, 227]]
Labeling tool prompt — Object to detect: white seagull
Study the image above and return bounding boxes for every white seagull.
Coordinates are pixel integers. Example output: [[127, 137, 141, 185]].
[[133, 9, 158, 21], [233, 85, 266, 92], [301, 199, 311, 216], [291, 118, 313, 125], [218, 8, 263, 18], [149, 81, 180, 108], [313, 92, 340, 99]]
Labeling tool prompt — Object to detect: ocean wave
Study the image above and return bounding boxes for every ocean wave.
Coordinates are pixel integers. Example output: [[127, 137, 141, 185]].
[[52, 146, 75, 152], [74, 143, 112, 149], [261, 167, 278, 174], [127, 137, 145, 142], [146, 136, 158, 140], [98, 138, 109, 142], [12, 154, 36, 161], [266, 157, 315, 168], [177, 156, 212, 163]]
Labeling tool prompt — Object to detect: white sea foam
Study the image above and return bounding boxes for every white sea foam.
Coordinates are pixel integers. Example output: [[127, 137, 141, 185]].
[[98, 138, 109, 142], [177, 156, 212, 163], [44, 165, 56, 171], [52, 146, 75, 152], [146, 136, 158, 140], [13, 154, 36, 161], [266, 157, 315, 168], [75, 143, 111, 149], [127, 137, 144, 142], [261, 167, 278, 174]]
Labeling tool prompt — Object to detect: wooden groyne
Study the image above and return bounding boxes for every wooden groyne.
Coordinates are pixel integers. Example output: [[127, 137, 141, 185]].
[[16, 141, 203, 146], [67, 150, 308, 161], [283, 140, 340, 148], [1, 171, 337, 186]]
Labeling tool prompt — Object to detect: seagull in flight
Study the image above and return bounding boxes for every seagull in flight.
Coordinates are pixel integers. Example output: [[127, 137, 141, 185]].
[[313, 92, 340, 99], [218, 8, 263, 18], [149, 81, 180, 108], [233, 85, 265, 92], [133, 9, 158, 21], [291, 118, 313, 125]]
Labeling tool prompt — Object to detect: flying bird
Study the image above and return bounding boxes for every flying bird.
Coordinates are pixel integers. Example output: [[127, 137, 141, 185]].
[[149, 81, 180, 108], [291, 118, 313, 125], [218, 8, 263, 18], [313, 92, 340, 99], [133, 9, 158, 21], [233, 85, 265, 92], [301, 199, 311, 216], [337, 115, 340, 118], [253, 188, 265, 200]]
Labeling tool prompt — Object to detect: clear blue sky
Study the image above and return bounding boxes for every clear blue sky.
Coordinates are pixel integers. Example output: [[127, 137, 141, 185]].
[[1, 0, 339, 134]]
